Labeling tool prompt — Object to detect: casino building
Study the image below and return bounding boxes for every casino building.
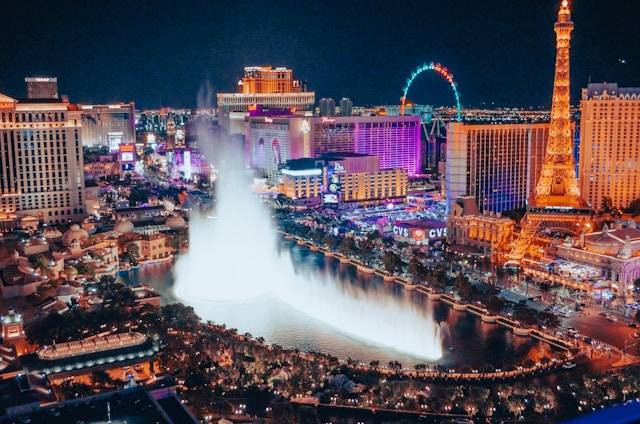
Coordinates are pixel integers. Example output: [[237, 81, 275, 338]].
[[553, 222, 640, 292], [280, 153, 408, 207], [0, 92, 86, 223], [20, 332, 160, 378], [217, 66, 315, 133], [245, 114, 422, 184]]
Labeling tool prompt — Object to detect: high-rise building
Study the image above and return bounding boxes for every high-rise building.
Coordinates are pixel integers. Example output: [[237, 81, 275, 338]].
[[237, 66, 304, 94], [78, 103, 136, 150], [308, 116, 421, 176], [217, 66, 314, 133], [339, 98, 353, 117], [319, 98, 336, 117], [25, 77, 58, 100], [245, 116, 311, 184], [446, 122, 549, 213], [245, 115, 421, 183], [578, 83, 640, 210], [0, 93, 86, 223]]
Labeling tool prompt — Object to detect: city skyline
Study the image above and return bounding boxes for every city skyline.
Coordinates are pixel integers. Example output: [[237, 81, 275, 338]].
[[1, 1, 640, 423], [0, 0, 638, 109]]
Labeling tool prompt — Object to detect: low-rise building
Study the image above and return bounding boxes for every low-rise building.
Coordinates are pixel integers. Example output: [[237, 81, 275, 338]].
[[280, 153, 408, 207], [129, 232, 174, 262], [554, 222, 640, 294], [448, 196, 515, 258]]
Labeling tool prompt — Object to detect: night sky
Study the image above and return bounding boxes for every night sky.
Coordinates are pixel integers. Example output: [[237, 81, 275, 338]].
[[1, 0, 639, 109]]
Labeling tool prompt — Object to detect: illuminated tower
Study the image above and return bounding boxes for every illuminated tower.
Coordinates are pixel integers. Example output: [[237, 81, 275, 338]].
[[534, 0, 582, 207], [505, 0, 593, 265]]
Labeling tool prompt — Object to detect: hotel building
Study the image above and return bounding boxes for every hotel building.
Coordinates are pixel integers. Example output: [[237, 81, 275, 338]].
[[281, 153, 407, 207], [310, 115, 422, 176], [246, 115, 421, 184], [78, 103, 136, 150], [0, 93, 85, 223], [578, 83, 640, 210], [245, 116, 311, 184], [217, 66, 314, 133], [446, 122, 550, 213]]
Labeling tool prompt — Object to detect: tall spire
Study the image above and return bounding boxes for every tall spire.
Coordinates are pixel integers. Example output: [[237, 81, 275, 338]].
[[533, 0, 583, 207]]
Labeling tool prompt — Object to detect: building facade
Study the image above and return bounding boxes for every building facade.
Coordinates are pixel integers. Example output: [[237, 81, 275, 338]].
[[446, 122, 550, 213], [320, 98, 336, 117], [79, 103, 136, 150], [447, 196, 515, 257], [578, 83, 640, 210], [246, 115, 422, 182], [339, 98, 353, 117], [237, 66, 304, 94], [0, 94, 85, 223], [280, 153, 408, 207], [281, 159, 325, 203], [245, 116, 311, 184], [25, 77, 58, 100], [555, 222, 640, 291], [308, 115, 421, 176], [218, 66, 314, 133]]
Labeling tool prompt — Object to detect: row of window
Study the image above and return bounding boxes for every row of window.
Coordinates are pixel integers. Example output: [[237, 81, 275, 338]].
[[1, 112, 66, 123]]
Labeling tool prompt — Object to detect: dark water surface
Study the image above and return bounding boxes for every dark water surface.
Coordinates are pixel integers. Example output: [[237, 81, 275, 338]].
[[119, 242, 547, 367]]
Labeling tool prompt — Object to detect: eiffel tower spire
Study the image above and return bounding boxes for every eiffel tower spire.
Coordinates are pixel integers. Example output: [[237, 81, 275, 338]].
[[534, 0, 584, 207]]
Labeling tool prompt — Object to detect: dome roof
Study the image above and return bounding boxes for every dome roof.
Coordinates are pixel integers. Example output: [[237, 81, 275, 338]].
[[43, 227, 63, 239], [57, 284, 81, 297], [584, 232, 622, 256], [20, 215, 37, 223], [165, 213, 186, 230], [24, 237, 48, 246], [62, 224, 89, 247], [17, 263, 36, 275], [114, 219, 134, 234], [0, 212, 16, 221]]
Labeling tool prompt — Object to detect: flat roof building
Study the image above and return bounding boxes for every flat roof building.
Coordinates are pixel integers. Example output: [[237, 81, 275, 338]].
[[24, 77, 58, 100], [578, 83, 640, 210], [0, 93, 86, 223], [78, 103, 136, 150], [446, 122, 550, 213], [218, 66, 314, 133]]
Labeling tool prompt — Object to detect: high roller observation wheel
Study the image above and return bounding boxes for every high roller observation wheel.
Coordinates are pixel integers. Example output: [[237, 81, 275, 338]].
[[400, 62, 462, 122]]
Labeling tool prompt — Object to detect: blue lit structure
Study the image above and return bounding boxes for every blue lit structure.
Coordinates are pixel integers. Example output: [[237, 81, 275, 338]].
[[401, 62, 462, 122]]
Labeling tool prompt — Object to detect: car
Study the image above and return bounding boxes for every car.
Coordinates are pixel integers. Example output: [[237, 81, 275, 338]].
[[562, 362, 576, 370], [628, 322, 638, 328], [606, 315, 618, 322]]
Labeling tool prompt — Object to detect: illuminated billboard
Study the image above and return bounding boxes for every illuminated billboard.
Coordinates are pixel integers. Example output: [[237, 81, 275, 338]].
[[323, 193, 339, 204]]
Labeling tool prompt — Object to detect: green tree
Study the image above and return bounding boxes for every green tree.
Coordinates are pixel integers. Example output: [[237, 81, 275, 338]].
[[29, 254, 49, 271], [127, 243, 141, 260], [454, 275, 473, 301], [322, 234, 339, 250], [382, 252, 402, 274], [514, 305, 538, 326], [339, 237, 355, 256], [486, 295, 504, 315]]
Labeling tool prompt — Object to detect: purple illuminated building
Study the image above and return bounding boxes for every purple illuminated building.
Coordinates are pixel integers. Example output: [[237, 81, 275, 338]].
[[244, 115, 422, 182]]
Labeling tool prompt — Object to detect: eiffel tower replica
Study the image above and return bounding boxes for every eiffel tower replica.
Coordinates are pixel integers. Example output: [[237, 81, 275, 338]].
[[506, 0, 593, 265]]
